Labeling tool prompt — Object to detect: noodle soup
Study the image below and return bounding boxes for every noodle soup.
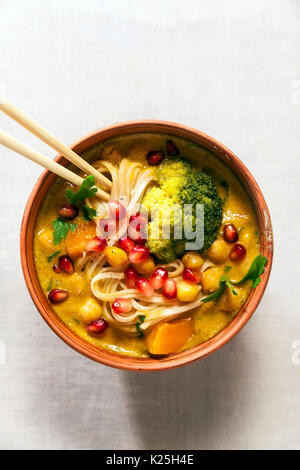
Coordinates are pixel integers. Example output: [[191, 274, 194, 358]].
[[34, 133, 262, 358]]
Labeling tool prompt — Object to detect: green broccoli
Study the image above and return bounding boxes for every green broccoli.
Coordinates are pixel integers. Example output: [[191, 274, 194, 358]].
[[142, 157, 223, 263]]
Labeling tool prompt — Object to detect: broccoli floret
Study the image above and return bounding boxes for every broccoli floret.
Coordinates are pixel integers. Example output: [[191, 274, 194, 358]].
[[179, 171, 223, 251], [156, 157, 192, 188], [142, 187, 174, 215], [142, 156, 223, 262]]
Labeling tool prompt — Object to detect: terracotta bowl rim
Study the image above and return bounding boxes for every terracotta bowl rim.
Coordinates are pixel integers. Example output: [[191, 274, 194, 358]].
[[20, 119, 273, 371]]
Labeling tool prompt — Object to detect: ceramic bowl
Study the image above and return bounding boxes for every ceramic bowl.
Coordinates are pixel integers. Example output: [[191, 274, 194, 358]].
[[20, 121, 273, 371]]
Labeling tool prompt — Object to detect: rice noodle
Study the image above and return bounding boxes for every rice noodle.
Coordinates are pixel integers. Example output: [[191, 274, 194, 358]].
[[77, 157, 213, 333]]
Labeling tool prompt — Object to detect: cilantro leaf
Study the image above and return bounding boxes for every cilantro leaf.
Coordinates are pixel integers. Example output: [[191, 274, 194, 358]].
[[47, 278, 53, 292], [52, 218, 70, 245], [202, 255, 267, 303], [52, 218, 77, 245], [82, 205, 97, 221], [65, 175, 98, 204], [69, 223, 77, 233], [202, 270, 237, 304], [47, 250, 61, 262], [233, 254, 267, 287], [136, 315, 146, 338]]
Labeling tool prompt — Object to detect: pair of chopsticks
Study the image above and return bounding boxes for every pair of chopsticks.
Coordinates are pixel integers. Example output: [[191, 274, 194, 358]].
[[0, 96, 111, 201]]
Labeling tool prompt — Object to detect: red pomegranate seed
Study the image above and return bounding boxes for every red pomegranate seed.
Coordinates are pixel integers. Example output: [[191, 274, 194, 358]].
[[98, 218, 116, 238], [53, 264, 61, 273], [135, 278, 154, 298], [48, 288, 68, 304], [223, 224, 238, 243], [112, 298, 132, 314], [124, 267, 138, 288], [58, 255, 74, 274], [87, 318, 108, 334], [146, 150, 165, 166], [128, 226, 146, 243], [118, 237, 135, 254], [108, 200, 127, 221], [166, 139, 179, 156], [150, 267, 168, 290], [128, 214, 147, 242], [86, 236, 107, 252], [129, 213, 148, 228], [162, 278, 177, 299], [229, 243, 246, 262], [58, 203, 78, 219], [129, 244, 150, 264], [182, 268, 202, 284]]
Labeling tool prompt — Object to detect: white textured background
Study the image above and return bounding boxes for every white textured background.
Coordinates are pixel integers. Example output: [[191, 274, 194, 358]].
[[0, 0, 299, 450]]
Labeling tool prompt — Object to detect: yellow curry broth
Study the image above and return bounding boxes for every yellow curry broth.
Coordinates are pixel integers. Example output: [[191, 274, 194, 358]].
[[33, 133, 259, 358]]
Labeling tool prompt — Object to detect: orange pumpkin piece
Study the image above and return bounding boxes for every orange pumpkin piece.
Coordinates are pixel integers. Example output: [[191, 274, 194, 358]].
[[146, 317, 194, 355], [65, 222, 96, 258]]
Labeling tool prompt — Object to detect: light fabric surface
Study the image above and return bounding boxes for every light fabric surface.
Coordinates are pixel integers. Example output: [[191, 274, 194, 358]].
[[0, 0, 299, 450]]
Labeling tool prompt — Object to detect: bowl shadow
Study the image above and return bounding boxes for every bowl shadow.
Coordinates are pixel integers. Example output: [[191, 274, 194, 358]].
[[119, 332, 251, 450]]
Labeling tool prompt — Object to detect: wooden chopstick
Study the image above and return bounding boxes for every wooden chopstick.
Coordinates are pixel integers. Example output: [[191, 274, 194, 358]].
[[0, 95, 112, 190], [0, 130, 110, 201]]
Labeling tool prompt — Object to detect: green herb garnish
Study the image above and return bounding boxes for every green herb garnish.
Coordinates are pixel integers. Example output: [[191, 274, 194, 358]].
[[47, 250, 61, 262], [73, 318, 80, 325], [202, 271, 237, 303], [52, 218, 77, 245], [202, 255, 267, 303], [65, 175, 98, 204], [69, 222, 77, 233], [47, 278, 53, 292], [136, 315, 146, 338], [51, 176, 98, 244], [232, 254, 267, 288], [82, 205, 97, 221]]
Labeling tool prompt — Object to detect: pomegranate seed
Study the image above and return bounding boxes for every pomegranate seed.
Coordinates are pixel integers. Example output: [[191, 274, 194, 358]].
[[58, 203, 78, 219], [48, 288, 68, 304], [87, 318, 108, 334], [150, 267, 168, 290], [58, 255, 74, 274], [166, 139, 179, 156], [182, 268, 202, 284], [53, 264, 61, 273], [135, 278, 154, 298], [146, 150, 165, 166], [98, 218, 116, 238], [129, 244, 150, 264], [162, 278, 177, 299], [128, 214, 147, 242], [124, 267, 138, 288], [223, 224, 238, 243], [112, 298, 132, 314], [229, 243, 246, 262], [108, 200, 127, 221], [128, 226, 146, 243], [86, 236, 107, 252], [118, 237, 135, 254], [129, 214, 148, 229]]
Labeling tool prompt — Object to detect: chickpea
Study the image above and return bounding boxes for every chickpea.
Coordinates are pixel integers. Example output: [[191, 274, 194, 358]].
[[67, 273, 85, 296], [79, 298, 102, 324], [202, 267, 223, 294], [104, 246, 128, 267], [134, 257, 155, 275], [239, 230, 253, 249], [219, 286, 242, 312], [177, 280, 201, 302], [37, 228, 54, 250], [182, 251, 204, 270], [207, 239, 230, 263]]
